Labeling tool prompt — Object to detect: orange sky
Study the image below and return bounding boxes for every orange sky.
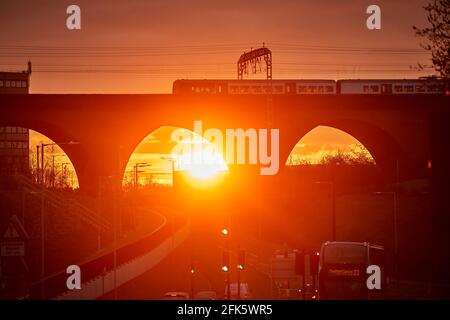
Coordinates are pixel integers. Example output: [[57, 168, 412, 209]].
[[4, 1, 434, 186], [0, 0, 435, 93]]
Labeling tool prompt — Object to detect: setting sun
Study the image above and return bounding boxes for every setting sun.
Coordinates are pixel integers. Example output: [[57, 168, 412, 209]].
[[176, 149, 228, 181]]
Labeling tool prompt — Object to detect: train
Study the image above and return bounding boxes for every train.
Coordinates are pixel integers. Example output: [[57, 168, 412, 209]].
[[172, 79, 449, 95]]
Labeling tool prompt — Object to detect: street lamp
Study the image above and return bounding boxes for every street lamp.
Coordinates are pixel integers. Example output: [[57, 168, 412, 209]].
[[60, 162, 70, 188], [39, 141, 80, 186], [374, 191, 399, 286], [160, 156, 177, 186], [133, 162, 151, 188], [51, 154, 65, 188], [313, 181, 336, 241]]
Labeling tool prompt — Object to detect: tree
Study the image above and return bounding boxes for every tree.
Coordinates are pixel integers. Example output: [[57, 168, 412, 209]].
[[413, 0, 450, 79]]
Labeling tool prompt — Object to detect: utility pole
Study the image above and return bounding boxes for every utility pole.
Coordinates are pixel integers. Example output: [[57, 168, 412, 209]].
[[36, 145, 40, 184], [51, 154, 64, 188], [40, 182, 45, 299], [60, 162, 70, 187], [237, 46, 272, 80], [133, 162, 151, 187]]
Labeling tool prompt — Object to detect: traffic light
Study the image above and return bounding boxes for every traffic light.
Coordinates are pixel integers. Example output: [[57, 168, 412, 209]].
[[310, 251, 320, 275], [295, 250, 305, 275], [237, 249, 245, 270], [222, 251, 230, 272]]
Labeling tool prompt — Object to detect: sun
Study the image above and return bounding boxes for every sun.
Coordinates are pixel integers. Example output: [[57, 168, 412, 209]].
[[176, 149, 228, 181]]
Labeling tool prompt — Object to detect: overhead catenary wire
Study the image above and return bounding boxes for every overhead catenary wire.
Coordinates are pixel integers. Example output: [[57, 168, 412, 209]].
[[0, 42, 433, 78]]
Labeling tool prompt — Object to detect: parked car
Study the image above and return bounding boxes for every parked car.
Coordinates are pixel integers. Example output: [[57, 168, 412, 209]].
[[194, 291, 217, 300], [162, 292, 190, 300], [224, 283, 251, 299]]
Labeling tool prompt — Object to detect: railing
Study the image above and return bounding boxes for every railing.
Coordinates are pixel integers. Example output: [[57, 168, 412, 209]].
[[28, 215, 187, 300], [15, 175, 111, 231]]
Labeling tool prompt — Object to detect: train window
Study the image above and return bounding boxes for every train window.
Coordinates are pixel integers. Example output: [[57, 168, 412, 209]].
[[363, 85, 370, 93], [22, 81, 27, 88], [205, 87, 210, 93], [286, 83, 296, 94], [308, 86, 317, 93], [5, 81, 11, 87], [11, 81, 16, 87], [427, 84, 443, 92], [274, 86, 283, 93], [326, 86, 334, 93], [240, 86, 249, 93], [298, 86, 307, 93], [229, 86, 238, 93], [394, 85, 403, 92], [218, 85, 222, 93], [381, 84, 392, 94], [252, 86, 262, 93], [370, 85, 379, 92], [0, 81, 3, 87], [405, 85, 414, 92], [416, 85, 425, 92], [264, 86, 272, 93], [318, 86, 324, 93]]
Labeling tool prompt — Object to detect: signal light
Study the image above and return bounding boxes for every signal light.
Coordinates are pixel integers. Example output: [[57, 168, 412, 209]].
[[221, 228, 229, 236], [222, 251, 230, 272], [311, 251, 320, 275], [237, 249, 245, 270]]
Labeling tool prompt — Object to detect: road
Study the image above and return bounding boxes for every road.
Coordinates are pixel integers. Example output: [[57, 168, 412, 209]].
[[101, 213, 273, 300]]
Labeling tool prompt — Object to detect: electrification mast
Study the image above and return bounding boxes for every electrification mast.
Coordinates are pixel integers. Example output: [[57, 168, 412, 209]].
[[237, 45, 272, 80]]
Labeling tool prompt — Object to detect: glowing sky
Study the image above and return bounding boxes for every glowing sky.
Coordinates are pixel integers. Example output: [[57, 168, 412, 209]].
[[0, 0, 435, 93], [4, 1, 431, 186]]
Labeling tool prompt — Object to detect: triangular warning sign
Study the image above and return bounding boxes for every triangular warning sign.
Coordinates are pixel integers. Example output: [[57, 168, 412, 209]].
[[3, 223, 20, 238], [2, 215, 28, 240]]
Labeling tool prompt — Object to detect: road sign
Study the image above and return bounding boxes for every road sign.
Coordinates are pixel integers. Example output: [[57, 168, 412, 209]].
[[1, 241, 25, 257], [1, 215, 28, 257], [2, 215, 28, 240]]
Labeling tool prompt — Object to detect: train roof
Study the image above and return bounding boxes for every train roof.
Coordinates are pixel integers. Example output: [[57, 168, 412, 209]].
[[174, 78, 444, 83], [338, 78, 443, 82], [174, 79, 335, 82]]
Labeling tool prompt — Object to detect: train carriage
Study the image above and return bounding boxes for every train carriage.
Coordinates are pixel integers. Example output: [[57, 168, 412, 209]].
[[172, 79, 446, 95]]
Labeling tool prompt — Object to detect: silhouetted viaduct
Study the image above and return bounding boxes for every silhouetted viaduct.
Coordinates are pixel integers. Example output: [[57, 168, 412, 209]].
[[0, 94, 447, 194]]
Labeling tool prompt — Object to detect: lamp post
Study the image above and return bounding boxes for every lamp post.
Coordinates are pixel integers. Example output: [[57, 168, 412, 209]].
[[133, 162, 151, 188], [375, 191, 399, 286], [221, 226, 231, 300], [36, 145, 40, 184], [161, 156, 177, 186], [60, 162, 70, 188], [21, 191, 40, 224], [51, 154, 64, 188], [40, 141, 80, 186]]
